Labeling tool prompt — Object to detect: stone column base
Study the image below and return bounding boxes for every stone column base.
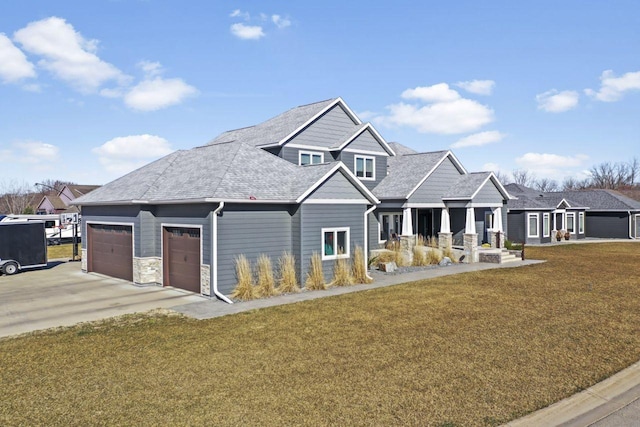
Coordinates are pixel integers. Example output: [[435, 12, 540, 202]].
[[489, 230, 505, 249], [133, 257, 162, 285], [463, 233, 478, 263], [398, 235, 416, 265], [438, 232, 453, 251], [81, 249, 87, 271]]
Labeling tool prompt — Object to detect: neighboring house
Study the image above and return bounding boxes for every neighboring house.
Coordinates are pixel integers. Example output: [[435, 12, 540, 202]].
[[37, 185, 100, 214], [505, 184, 640, 243], [73, 98, 511, 300]]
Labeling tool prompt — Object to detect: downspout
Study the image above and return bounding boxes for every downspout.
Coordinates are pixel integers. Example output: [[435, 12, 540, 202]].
[[364, 205, 377, 281], [629, 211, 635, 240], [211, 202, 233, 304]]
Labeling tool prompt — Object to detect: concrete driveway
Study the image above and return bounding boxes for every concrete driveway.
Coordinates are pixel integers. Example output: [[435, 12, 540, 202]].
[[0, 260, 205, 338]]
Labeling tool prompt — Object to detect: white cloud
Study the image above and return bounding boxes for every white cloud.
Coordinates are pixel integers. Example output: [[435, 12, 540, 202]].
[[13, 17, 128, 93], [124, 77, 197, 111], [515, 152, 589, 180], [536, 89, 579, 113], [230, 9, 250, 20], [585, 69, 640, 102], [230, 23, 265, 40], [381, 99, 494, 134], [456, 79, 495, 95], [401, 83, 461, 103], [93, 134, 173, 175], [138, 60, 163, 77], [356, 110, 378, 121], [0, 33, 36, 83], [451, 130, 505, 148], [13, 141, 59, 163], [272, 15, 291, 29]]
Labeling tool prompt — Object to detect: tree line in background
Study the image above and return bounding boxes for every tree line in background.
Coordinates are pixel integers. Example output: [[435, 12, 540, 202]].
[[0, 179, 76, 215], [496, 157, 640, 193]]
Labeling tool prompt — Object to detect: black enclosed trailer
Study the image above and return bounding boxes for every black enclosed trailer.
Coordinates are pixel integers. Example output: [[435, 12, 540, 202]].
[[0, 221, 47, 275]]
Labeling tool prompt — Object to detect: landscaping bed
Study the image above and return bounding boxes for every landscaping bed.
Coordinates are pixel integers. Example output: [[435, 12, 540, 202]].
[[1, 243, 639, 426]]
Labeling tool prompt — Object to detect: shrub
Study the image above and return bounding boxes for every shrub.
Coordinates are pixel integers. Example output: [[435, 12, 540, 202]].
[[277, 252, 300, 294], [416, 235, 427, 247], [256, 254, 276, 297], [427, 235, 439, 248], [412, 246, 427, 266], [352, 246, 372, 284], [442, 246, 457, 263], [231, 255, 256, 300], [305, 252, 326, 290]]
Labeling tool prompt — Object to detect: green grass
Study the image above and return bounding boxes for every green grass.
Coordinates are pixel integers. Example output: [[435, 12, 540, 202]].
[[1, 243, 639, 426]]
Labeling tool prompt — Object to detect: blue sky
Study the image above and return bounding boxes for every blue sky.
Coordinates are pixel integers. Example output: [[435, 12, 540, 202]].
[[1, 1, 638, 187]]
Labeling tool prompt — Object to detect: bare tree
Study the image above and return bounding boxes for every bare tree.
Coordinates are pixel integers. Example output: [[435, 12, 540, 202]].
[[0, 180, 39, 214], [512, 169, 536, 187], [492, 170, 512, 185], [534, 178, 559, 192], [589, 160, 638, 189]]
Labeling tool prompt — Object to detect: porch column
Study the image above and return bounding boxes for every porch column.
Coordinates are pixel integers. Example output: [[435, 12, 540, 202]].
[[465, 207, 476, 234], [489, 207, 505, 248], [463, 207, 478, 263], [438, 207, 452, 251], [401, 207, 413, 235]]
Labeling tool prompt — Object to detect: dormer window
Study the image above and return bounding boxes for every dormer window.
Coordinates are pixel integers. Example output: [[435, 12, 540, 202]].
[[355, 155, 375, 180], [299, 151, 324, 165]]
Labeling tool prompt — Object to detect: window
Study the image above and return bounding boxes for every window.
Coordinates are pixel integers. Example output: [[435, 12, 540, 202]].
[[566, 213, 575, 233], [543, 213, 550, 237], [355, 155, 375, 180], [299, 151, 324, 165], [527, 213, 539, 238], [379, 213, 402, 242], [579, 212, 585, 234], [322, 227, 349, 260]]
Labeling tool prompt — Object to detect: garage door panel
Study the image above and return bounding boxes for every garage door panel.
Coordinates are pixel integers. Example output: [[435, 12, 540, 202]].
[[88, 225, 133, 281], [163, 227, 201, 294]]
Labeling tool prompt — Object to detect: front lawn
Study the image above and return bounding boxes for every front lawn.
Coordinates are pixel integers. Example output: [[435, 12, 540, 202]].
[[1, 243, 639, 426]]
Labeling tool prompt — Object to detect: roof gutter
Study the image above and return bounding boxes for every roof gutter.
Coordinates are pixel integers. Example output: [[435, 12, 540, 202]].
[[211, 202, 233, 303], [363, 205, 377, 281]]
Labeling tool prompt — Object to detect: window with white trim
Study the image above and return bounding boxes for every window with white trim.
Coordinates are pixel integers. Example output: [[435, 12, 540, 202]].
[[543, 213, 550, 237], [299, 151, 324, 165], [322, 227, 349, 260], [379, 213, 403, 242], [527, 213, 539, 238], [354, 155, 375, 180], [578, 212, 585, 234], [566, 212, 575, 233]]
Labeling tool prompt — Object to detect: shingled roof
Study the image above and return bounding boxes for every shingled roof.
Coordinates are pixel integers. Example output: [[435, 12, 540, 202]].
[[209, 98, 340, 147], [506, 184, 639, 211], [74, 141, 377, 205], [373, 151, 454, 199]]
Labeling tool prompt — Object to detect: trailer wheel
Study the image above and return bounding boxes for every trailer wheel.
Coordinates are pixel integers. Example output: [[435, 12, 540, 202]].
[[2, 262, 18, 275]]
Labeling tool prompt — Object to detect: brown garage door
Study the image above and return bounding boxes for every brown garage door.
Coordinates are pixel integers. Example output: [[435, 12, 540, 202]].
[[88, 224, 133, 281], [163, 227, 201, 293]]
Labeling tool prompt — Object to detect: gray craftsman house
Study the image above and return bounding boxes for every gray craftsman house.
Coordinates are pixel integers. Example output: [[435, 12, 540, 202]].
[[505, 184, 640, 243], [74, 98, 512, 300]]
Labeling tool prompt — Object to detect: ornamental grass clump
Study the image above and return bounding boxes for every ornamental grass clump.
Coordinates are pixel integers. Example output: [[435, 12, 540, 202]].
[[256, 254, 276, 297], [442, 246, 457, 262], [426, 248, 443, 265], [331, 256, 354, 287], [352, 245, 372, 284], [305, 252, 326, 290], [277, 252, 300, 294], [231, 255, 256, 300], [416, 235, 427, 247], [412, 246, 427, 266]]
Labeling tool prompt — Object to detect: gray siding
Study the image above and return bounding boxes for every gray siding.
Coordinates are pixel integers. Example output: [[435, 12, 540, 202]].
[[473, 180, 504, 204], [153, 204, 214, 262], [81, 205, 141, 255], [409, 158, 464, 204], [338, 151, 387, 190], [289, 104, 358, 148], [297, 204, 366, 284], [217, 204, 293, 295], [368, 211, 382, 251], [306, 170, 368, 200], [585, 212, 629, 238], [343, 129, 387, 153], [507, 212, 525, 243]]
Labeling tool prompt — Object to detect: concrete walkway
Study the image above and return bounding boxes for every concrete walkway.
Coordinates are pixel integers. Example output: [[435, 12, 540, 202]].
[[504, 361, 640, 426], [171, 259, 544, 319]]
